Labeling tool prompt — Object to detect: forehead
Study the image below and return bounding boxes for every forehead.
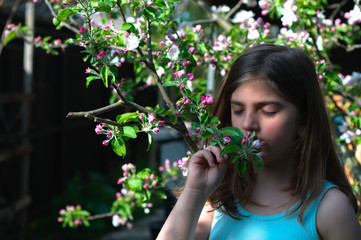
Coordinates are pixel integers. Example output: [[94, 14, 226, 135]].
[[231, 79, 284, 103]]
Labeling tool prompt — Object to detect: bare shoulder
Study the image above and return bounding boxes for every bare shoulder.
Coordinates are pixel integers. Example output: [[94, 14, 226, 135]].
[[194, 202, 214, 240], [316, 187, 361, 240]]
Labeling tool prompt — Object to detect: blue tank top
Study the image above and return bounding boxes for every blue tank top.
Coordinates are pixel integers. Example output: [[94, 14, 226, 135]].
[[209, 181, 336, 240]]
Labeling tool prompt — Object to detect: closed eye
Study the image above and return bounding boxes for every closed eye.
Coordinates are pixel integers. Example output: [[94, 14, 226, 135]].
[[233, 110, 243, 115], [261, 110, 276, 116]]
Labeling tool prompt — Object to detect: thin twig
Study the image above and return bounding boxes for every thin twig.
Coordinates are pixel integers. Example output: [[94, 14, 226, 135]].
[[346, 44, 361, 52], [44, 0, 80, 34], [67, 100, 125, 118], [327, 0, 348, 20], [87, 212, 113, 221], [0, 0, 20, 55], [193, 0, 233, 32], [225, 1, 243, 20], [117, 1, 127, 23]]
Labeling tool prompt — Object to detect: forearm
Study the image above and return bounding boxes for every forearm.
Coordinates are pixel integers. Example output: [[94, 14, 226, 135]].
[[156, 187, 209, 240]]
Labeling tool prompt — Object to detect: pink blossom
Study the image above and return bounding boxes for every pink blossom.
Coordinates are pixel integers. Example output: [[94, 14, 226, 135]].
[[57, 217, 63, 222], [103, 26, 110, 30], [116, 192, 121, 199], [152, 180, 157, 186], [187, 73, 194, 81], [107, 131, 112, 137], [180, 85, 185, 90], [252, 140, 261, 148], [67, 205, 74, 211], [224, 136, 231, 144], [74, 220, 82, 225], [148, 113, 155, 122], [178, 69, 186, 78], [102, 140, 109, 146], [159, 120, 164, 125], [167, 62, 173, 68], [150, 173, 155, 179], [134, 6, 140, 11], [95, 124, 102, 134], [153, 128, 159, 133], [194, 128, 200, 133], [121, 188, 127, 195], [143, 184, 148, 189], [189, 47, 195, 53], [139, 113, 144, 119], [59, 209, 66, 215], [260, 152, 265, 158]]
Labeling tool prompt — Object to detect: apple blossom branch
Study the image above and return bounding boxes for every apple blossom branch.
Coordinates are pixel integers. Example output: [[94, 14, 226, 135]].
[[0, 0, 20, 55], [67, 86, 198, 153], [44, 0, 79, 34]]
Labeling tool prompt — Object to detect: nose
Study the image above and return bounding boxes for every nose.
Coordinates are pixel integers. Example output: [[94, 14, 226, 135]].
[[241, 110, 259, 133]]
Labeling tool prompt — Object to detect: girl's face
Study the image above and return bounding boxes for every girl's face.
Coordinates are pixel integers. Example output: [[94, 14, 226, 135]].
[[230, 79, 301, 165]]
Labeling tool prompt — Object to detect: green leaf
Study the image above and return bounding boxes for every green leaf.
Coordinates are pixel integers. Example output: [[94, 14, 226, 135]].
[[325, 70, 343, 86], [56, 8, 76, 23], [252, 155, 264, 172], [144, 8, 156, 19], [220, 144, 239, 156], [122, 22, 134, 31], [122, 126, 137, 138], [116, 112, 139, 123], [111, 137, 126, 156], [4, 31, 16, 46], [101, 66, 109, 87], [52, 18, 61, 27], [154, 0, 167, 7], [200, 112, 209, 125], [128, 178, 143, 192], [237, 159, 247, 177], [163, 81, 176, 87], [171, 115, 178, 125], [220, 127, 243, 137], [86, 75, 99, 88]]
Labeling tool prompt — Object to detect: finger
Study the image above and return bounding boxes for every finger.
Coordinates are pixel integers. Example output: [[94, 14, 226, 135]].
[[193, 149, 217, 168], [205, 146, 225, 164]]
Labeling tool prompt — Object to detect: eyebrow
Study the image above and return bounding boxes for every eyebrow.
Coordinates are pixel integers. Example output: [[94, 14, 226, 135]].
[[230, 100, 284, 108]]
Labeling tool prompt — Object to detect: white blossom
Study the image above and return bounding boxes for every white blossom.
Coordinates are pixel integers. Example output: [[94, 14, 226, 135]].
[[280, 0, 298, 26], [156, 66, 165, 77], [349, 4, 361, 24], [232, 10, 255, 23], [112, 215, 121, 227], [167, 45, 180, 61], [124, 33, 139, 51], [211, 5, 230, 13], [316, 35, 323, 51], [247, 28, 260, 40]]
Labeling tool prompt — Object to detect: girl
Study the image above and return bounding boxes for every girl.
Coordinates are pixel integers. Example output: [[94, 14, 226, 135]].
[[157, 44, 361, 239]]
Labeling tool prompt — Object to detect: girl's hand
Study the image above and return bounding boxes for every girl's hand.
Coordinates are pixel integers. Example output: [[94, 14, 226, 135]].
[[185, 145, 229, 199]]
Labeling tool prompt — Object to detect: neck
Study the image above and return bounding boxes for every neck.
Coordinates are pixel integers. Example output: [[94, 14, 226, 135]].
[[252, 154, 298, 193]]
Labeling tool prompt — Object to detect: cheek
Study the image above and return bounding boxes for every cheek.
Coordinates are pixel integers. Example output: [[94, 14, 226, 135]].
[[262, 119, 299, 144]]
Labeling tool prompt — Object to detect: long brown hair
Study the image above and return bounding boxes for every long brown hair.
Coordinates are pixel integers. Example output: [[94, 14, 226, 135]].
[[209, 43, 358, 223]]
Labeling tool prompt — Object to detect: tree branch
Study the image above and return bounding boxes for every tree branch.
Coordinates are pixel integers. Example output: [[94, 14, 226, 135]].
[[193, 0, 233, 32], [67, 100, 125, 118], [44, 0, 80, 34], [0, 0, 20, 55], [225, 0, 243, 20]]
